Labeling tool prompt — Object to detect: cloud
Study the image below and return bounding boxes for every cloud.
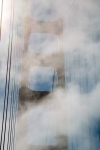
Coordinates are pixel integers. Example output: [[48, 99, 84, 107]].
[[28, 0, 74, 21], [16, 83, 100, 150], [0, 0, 100, 150]]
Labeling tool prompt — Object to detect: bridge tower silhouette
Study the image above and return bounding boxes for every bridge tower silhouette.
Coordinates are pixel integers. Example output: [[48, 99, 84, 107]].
[[17, 0, 68, 150]]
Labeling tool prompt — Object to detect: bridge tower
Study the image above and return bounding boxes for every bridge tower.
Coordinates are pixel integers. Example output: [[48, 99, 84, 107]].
[[17, 0, 67, 149]]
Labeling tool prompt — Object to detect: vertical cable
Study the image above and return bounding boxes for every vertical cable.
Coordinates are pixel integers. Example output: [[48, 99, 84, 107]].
[[6, 0, 15, 149], [2, 22, 14, 150], [7, 83, 14, 150], [0, 5, 12, 149], [12, 2, 24, 147], [0, 0, 15, 149], [7, 1, 20, 149], [7, 46, 16, 150]]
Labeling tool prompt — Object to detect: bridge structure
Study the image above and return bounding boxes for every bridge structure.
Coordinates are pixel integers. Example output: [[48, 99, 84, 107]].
[[0, 0, 100, 150], [17, 0, 67, 149]]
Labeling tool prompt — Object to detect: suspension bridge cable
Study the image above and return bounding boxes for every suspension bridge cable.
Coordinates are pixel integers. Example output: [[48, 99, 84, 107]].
[[9, 9, 18, 150], [14, 28, 23, 148], [9, 86, 15, 150], [1, 0, 15, 149], [2, 24, 14, 150], [7, 2, 19, 149], [7, 45, 17, 150], [11, 49, 18, 150], [0, 0, 13, 147], [7, 41, 17, 150], [7, 12, 16, 150], [12, 3, 21, 147], [7, 79, 15, 150], [58, 0, 76, 20], [11, 7, 24, 149], [9, 39, 20, 150], [0, 24, 11, 149]]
